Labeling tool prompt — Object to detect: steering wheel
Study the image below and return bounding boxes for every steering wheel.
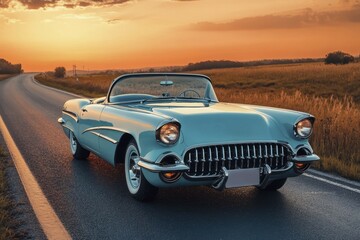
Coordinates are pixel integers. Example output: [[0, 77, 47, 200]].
[[177, 89, 201, 98]]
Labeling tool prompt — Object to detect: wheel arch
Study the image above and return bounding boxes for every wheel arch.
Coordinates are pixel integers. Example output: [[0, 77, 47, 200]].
[[114, 133, 136, 165]]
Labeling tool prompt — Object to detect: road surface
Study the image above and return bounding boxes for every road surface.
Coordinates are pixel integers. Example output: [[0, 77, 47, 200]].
[[0, 74, 359, 239]]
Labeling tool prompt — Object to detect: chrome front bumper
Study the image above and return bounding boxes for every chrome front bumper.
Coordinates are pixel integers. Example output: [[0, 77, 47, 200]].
[[138, 159, 189, 172], [139, 154, 320, 189]]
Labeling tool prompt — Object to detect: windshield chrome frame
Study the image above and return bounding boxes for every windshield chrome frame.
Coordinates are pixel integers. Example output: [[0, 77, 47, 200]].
[[105, 73, 216, 104]]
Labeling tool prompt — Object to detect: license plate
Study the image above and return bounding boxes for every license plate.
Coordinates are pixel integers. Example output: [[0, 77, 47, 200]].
[[225, 168, 260, 188]]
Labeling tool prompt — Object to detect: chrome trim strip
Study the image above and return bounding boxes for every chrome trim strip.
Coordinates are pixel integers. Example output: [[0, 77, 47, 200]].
[[155, 152, 183, 164], [272, 162, 294, 173], [106, 73, 213, 103], [57, 117, 65, 124], [98, 134, 118, 144], [62, 110, 78, 122], [89, 131, 118, 144], [82, 126, 127, 134], [293, 154, 320, 162], [138, 159, 190, 173], [62, 125, 72, 131]]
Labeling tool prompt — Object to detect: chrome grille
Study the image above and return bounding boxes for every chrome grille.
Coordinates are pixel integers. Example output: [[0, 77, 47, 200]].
[[184, 143, 290, 177]]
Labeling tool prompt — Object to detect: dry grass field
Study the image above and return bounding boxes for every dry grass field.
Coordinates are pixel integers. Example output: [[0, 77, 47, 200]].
[[36, 62, 360, 180], [0, 74, 15, 82], [0, 74, 23, 238], [199, 62, 360, 103], [0, 147, 17, 239]]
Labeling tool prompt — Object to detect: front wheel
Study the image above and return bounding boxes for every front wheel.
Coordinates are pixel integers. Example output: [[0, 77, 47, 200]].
[[124, 140, 158, 201], [69, 131, 90, 160], [257, 178, 287, 191]]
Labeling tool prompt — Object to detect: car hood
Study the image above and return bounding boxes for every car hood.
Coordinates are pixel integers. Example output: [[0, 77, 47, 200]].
[[140, 102, 303, 145]]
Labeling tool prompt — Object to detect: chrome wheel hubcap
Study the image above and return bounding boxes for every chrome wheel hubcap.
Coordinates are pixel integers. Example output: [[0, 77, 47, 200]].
[[128, 152, 140, 189], [70, 132, 77, 154], [125, 144, 141, 193]]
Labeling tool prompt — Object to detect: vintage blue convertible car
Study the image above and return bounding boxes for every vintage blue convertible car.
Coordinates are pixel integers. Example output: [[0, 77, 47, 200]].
[[58, 73, 319, 201]]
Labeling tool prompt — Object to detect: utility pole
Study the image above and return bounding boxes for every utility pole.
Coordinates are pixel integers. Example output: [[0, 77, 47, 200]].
[[73, 65, 77, 77]]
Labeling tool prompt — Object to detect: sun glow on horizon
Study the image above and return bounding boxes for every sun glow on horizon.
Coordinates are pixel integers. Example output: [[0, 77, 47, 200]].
[[1, 0, 359, 71]]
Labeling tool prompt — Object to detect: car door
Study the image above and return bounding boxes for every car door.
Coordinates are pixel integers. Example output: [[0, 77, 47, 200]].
[[78, 103, 105, 154]]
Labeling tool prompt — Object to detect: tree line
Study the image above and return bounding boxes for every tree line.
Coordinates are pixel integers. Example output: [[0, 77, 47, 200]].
[[182, 58, 323, 71], [0, 58, 23, 74], [181, 51, 356, 71], [51, 50, 357, 76]]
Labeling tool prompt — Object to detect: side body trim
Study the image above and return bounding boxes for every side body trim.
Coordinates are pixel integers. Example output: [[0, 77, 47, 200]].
[[89, 131, 118, 144], [62, 110, 78, 122]]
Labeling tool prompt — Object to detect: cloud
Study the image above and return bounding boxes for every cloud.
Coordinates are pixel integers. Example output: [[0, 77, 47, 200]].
[[0, 0, 11, 8], [0, 0, 131, 9], [0, 13, 21, 23], [18, 0, 57, 9], [192, 4, 360, 31], [107, 18, 122, 24]]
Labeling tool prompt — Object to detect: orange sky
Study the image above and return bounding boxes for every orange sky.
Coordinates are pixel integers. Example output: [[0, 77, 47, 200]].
[[0, 0, 360, 71]]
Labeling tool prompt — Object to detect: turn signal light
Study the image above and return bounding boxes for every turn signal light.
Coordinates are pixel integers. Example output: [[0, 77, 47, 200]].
[[163, 172, 177, 178], [160, 172, 181, 183], [295, 162, 311, 172]]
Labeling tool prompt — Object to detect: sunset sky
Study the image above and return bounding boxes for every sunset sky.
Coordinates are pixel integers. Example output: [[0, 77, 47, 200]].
[[1, 0, 359, 71]]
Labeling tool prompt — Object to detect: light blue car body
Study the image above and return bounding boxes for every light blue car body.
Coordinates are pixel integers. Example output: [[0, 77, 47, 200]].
[[58, 73, 319, 189]]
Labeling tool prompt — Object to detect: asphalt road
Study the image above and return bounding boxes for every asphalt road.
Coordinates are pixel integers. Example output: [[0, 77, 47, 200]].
[[0, 74, 359, 240]]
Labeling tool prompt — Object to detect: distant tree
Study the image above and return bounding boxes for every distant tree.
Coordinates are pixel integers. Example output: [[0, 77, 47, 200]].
[[0, 58, 23, 74], [183, 60, 244, 71], [148, 68, 155, 73], [181, 58, 323, 71], [325, 51, 354, 65], [54, 66, 66, 78]]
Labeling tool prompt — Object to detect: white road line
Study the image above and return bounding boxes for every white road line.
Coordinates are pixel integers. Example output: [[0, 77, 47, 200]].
[[307, 169, 360, 188], [303, 173, 360, 194], [0, 115, 72, 240]]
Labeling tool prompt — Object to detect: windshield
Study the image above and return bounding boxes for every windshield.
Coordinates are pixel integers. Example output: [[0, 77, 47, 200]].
[[108, 74, 218, 103]]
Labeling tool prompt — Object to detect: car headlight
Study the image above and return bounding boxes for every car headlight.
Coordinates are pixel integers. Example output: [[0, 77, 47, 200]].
[[156, 122, 180, 144], [294, 118, 314, 138]]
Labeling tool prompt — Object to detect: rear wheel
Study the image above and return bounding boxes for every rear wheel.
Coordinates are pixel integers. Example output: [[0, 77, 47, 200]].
[[258, 178, 287, 191], [124, 140, 158, 201], [69, 131, 90, 160]]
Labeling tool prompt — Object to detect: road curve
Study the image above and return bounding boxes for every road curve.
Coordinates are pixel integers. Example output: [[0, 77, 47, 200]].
[[0, 74, 359, 239]]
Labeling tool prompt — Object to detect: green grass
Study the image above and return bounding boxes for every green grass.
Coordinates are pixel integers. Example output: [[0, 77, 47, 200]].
[[35, 62, 360, 180]]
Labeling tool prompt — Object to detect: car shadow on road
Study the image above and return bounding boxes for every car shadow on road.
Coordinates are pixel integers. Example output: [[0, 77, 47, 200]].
[[68, 155, 305, 239]]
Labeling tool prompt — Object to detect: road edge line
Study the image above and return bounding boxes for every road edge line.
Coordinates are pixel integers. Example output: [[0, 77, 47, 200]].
[[303, 173, 360, 194], [0, 115, 72, 240], [307, 169, 360, 188]]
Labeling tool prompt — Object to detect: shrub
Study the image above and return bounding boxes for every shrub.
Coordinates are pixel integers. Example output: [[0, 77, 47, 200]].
[[54, 67, 66, 78], [325, 51, 354, 65]]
